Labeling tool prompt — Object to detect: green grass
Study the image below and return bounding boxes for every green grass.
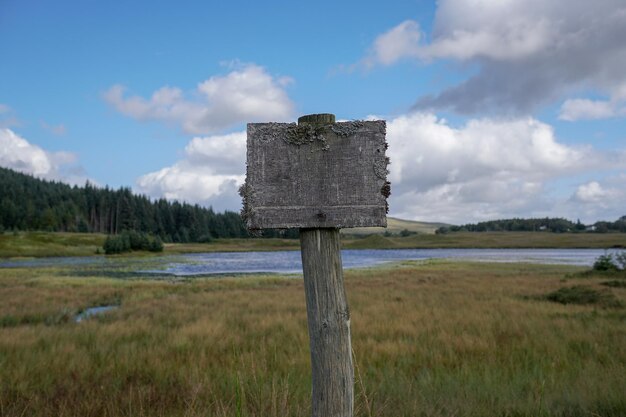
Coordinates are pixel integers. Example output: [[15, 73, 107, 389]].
[[544, 285, 623, 308], [381, 231, 626, 249], [342, 217, 449, 236], [342, 231, 626, 249], [603, 280, 626, 288], [1, 231, 625, 258], [0, 232, 302, 258], [342, 234, 399, 249], [0, 232, 107, 257], [1, 261, 625, 416]]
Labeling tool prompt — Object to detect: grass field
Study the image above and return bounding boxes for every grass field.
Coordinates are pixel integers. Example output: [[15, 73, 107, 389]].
[[1, 231, 625, 258], [1, 260, 624, 416], [344, 231, 626, 250], [342, 217, 449, 236], [0, 232, 107, 258]]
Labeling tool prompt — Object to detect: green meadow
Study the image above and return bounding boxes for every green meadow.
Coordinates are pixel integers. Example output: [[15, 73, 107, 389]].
[[343, 232, 626, 250], [1, 259, 625, 416], [0, 232, 108, 258], [1, 231, 625, 258]]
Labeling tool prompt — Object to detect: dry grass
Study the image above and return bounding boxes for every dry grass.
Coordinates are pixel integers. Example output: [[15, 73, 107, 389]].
[[2, 231, 625, 258], [344, 232, 626, 249], [1, 261, 624, 416], [343, 217, 447, 236]]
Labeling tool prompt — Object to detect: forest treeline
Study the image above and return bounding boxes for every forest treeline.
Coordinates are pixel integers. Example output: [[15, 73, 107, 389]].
[[437, 216, 626, 234], [0, 167, 296, 241], [2, 167, 624, 240]]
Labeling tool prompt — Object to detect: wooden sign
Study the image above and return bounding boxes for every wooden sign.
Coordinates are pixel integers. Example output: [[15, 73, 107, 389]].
[[241, 117, 389, 230], [240, 113, 389, 416]]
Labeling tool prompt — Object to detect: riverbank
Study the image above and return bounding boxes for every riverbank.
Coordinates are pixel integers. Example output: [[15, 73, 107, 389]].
[[1, 231, 625, 258], [1, 260, 624, 416], [344, 231, 626, 250]]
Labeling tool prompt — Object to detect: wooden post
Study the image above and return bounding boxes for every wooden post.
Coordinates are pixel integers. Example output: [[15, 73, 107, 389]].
[[241, 112, 389, 417], [298, 114, 353, 417]]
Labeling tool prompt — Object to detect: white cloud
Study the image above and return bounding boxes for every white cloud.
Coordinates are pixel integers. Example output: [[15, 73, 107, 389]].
[[559, 99, 617, 121], [184, 132, 246, 170], [135, 113, 625, 223], [136, 165, 244, 211], [0, 128, 87, 184], [363, 20, 422, 67], [385, 113, 622, 223], [0, 128, 54, 176], [559, 84, 626, 121], [104, 64, 294, 134], [572, 181, 613, 203], [360, 0, 626, 115], [388, 113, 586, 191], [564, 177, 626, 221], [135, 132, 246, 212], [362, 1, 559, 66], [423, 1, 556, 61]]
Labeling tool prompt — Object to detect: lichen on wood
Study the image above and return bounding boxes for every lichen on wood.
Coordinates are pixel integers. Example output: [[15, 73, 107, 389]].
[[373, 156, 390, 180], [381, 181, 391, 214], [284, 124, 329, 150], [330, 121, 364, 137], [238, 181, 262, 236]]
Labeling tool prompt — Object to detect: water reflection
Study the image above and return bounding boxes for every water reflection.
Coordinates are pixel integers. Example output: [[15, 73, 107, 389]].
[[1, 248, 619, 277], [141, 248, 618, 276]]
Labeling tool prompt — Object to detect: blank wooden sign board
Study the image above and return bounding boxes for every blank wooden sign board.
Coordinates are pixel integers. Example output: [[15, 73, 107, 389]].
[[241, 113, 389, 417], [241, 114, 389, 230]]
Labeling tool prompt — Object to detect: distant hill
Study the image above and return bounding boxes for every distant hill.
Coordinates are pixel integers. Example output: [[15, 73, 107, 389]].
[[341, 217, 450, 236]]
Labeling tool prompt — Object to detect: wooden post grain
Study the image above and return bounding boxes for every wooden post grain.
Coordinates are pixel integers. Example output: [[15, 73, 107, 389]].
[[299, 114, 354, 417]]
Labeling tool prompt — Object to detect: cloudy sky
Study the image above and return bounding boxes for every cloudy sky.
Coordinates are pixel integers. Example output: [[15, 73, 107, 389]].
[[1, 0, 625, 224]]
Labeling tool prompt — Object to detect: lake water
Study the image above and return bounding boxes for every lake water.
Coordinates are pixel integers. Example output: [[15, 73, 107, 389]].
[[1, 248, 620, 276], [75, 305, 119, 323], [140, 248, 619, 276]]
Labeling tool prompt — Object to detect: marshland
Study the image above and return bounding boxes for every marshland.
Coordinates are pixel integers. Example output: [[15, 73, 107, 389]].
[[1, 236, 625, 416]]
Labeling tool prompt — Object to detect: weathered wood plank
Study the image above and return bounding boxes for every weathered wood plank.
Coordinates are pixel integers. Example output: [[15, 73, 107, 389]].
[[241, 120, 389, 230], [300, 228, 353, 417]]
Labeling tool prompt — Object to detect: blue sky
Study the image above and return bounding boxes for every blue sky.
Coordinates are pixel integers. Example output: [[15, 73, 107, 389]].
[[1, 0, 625, 224]]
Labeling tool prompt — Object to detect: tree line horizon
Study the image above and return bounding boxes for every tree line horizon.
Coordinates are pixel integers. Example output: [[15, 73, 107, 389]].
[[0, 166, 624, 241], [0, 166, 297, 242], [436, 216, 626, 234]]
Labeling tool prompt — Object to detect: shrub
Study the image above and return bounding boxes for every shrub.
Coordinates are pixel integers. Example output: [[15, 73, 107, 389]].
[[602, 280, 626, 288], [546, 285, 602, 305], [592, 254, 619, 271], [126, 230, 150, 251], [196, 234, 214, 243], [103, 231, 163, 254], [103, 235, 128, 254], [545, 285, 621, 308], [149, 236, 164, 252]]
